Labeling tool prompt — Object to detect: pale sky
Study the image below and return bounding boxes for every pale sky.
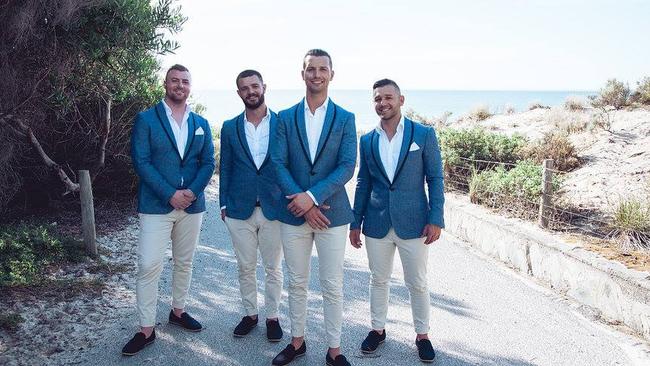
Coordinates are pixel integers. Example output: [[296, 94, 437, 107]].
[[161, 0, 649, 91]]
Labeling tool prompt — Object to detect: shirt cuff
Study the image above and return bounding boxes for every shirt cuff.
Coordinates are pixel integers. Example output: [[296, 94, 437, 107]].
[[220, 206, 226, 210], [306, 191, 318, 206]]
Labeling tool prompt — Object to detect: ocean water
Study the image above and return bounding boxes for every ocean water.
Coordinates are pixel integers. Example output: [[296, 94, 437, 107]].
[[193, 89, 594, 132]]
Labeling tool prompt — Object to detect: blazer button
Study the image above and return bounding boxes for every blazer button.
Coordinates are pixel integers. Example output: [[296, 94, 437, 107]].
[[310, 171, 316, 176], [256, 171, 261, 175], [389, 187, 395, 191]]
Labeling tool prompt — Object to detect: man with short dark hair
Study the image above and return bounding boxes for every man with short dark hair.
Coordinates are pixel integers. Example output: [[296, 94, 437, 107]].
[[270, 49, 356, 366], [350, 78, 444, 363], [219, 69, 284, 342], [123, 64, 215, 356]]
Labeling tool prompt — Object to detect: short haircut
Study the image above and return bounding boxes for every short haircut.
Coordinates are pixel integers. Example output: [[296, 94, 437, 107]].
[[373, 79, 401, 94], [165, 64, 190, 79], [303, 49, 332, 69], [236, 69, 264, 88]]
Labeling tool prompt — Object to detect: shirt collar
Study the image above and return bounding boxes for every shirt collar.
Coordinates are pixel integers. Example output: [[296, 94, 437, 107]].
[[161, 99, 191, 116], [304, 97, 330, 114], [375, 114, 405, 135], [243, 107, 270, 124]]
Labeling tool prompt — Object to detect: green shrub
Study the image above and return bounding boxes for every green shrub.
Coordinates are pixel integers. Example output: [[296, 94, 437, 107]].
[[589, 79, 630, 110], [468, 161, 560, 217], [213, 127, 221, 174], [611, 199, 650, 250], [0, 224, 85, 287], [631, 77, 650, 105], [519, 131, 581, 172]]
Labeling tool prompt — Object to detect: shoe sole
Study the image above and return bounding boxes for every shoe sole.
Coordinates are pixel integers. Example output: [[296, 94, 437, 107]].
[[360, 339, 385, 354], [267, 337, 283, 342], [169, 320, 202, 332], [121, 338, 155, 356], [419, 357, 434, 363], [273, 351, 305, 366]]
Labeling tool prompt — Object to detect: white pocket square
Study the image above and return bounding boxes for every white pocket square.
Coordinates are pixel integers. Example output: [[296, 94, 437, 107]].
[[409, 142, 420, 151], [194, 127, 205, 135]]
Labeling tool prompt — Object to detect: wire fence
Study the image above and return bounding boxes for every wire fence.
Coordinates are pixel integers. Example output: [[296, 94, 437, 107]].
[[442, 156, 639, 246]]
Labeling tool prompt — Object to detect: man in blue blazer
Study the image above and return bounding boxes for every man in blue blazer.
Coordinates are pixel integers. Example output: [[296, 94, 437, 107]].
[[219, 69, 284, 342], [270, 49, 356, 366], [123, 64, 215, 356], [350, 79, 444, 363]]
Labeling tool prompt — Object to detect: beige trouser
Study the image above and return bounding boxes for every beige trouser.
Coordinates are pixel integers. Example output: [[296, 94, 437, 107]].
[[136, 210, 204, 327], [281, 222, 347, 349], [224, 207, 283, 318], [366, 228, 430, 334]]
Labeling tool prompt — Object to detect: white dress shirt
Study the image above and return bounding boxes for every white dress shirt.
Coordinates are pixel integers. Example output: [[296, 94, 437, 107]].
[[162, 100, 191, 159], [375, 115, 405, 183], [244, 108, 271, 169], [304, 97, 330, 163], [303, 97, 330, 205]]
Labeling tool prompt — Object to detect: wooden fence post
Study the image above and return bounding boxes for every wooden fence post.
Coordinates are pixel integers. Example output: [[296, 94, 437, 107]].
[[79, 170, 97, 257], [538, 159, 554, 228]]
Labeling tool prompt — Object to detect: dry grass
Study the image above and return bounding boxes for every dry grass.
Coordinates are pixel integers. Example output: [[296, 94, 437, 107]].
[[468, 104, 492, 121], [610, 198, 650, 251], [519, 131, 581, 172], [528, 101, 550, 110], [564, 96, 587, 111]]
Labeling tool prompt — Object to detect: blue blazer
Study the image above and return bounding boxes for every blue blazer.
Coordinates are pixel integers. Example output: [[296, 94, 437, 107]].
[[270, 99, 357, 227], [131, 102, 216, 214], [219, 111, 281, 221], [351, 118, 445, 240]]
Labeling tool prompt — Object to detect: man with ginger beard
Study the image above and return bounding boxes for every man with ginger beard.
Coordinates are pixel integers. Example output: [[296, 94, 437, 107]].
[[270, 49, 356, 366], [219, 69, 284, 342], [123, 64, 215, 356]]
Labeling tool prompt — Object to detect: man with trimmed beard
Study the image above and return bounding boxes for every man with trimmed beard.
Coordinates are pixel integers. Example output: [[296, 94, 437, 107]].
[[350, 79, 444, 363], [123, 64, 215, 355], [270, 49, 356, 366], [219, 69, 284, 342]]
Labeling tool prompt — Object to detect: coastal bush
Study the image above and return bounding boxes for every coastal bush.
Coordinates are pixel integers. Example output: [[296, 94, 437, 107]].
[[589, 79, 630, 110], [564, 96, 587, 111], [0, 224, 85, 287], [468, 104, 492, 121], [611, 199, 650, 250], [519, 131, 581, 172], [405, 108, 452, 128], [546, 109, 589, 134], [468, 161, 559, 218], [631, 77, 650, 105], [438, 128, 527, 190], [528, 102, 550, 110], [504, 104, 516, 115]]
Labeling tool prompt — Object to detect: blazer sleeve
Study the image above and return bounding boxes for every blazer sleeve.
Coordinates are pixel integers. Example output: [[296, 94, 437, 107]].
[[270, 113, 303, 195], [307, 113, 357, 204], [130, 113, 177, 203], [423, 127, 445, 228], [350, 137, 371, 230], [218, 123, 232, 209], [187, 119, 216, 196]]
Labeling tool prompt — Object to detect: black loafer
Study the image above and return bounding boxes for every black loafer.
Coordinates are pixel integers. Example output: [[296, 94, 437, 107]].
[[121, 330, 155, 356], [326, 352, 351, 366], [272, 341, 306, 365], [416, 338, 435, 363], [266, 319, 283, 342], [361, 330, 386, 353], [233, 315, 258, 337], [168, 310, 202, 332]]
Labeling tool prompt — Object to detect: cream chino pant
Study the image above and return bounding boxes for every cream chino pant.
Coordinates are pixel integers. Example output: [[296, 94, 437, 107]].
[[281, 222, 347, 348], [366, 228, 430, 334], [224, 207, 283, 318], [136, 210, 203, 327]]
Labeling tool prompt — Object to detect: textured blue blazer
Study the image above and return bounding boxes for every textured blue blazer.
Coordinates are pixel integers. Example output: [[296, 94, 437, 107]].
[[351, 118, 445, 240], [131, 102, 216, 214], [270, 99, 357, 227], [219, 111, 281, 221]]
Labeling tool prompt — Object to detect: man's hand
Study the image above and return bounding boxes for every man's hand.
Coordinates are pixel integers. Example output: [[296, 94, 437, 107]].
[[349, 229, 363, 249], [304, 206, 330, 230], [182, 189, 196, 201], [170, 190, 193, 210], [421, 224, 442, 245], [221, 208, 226, 221], [286, 192, 315, 217]]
